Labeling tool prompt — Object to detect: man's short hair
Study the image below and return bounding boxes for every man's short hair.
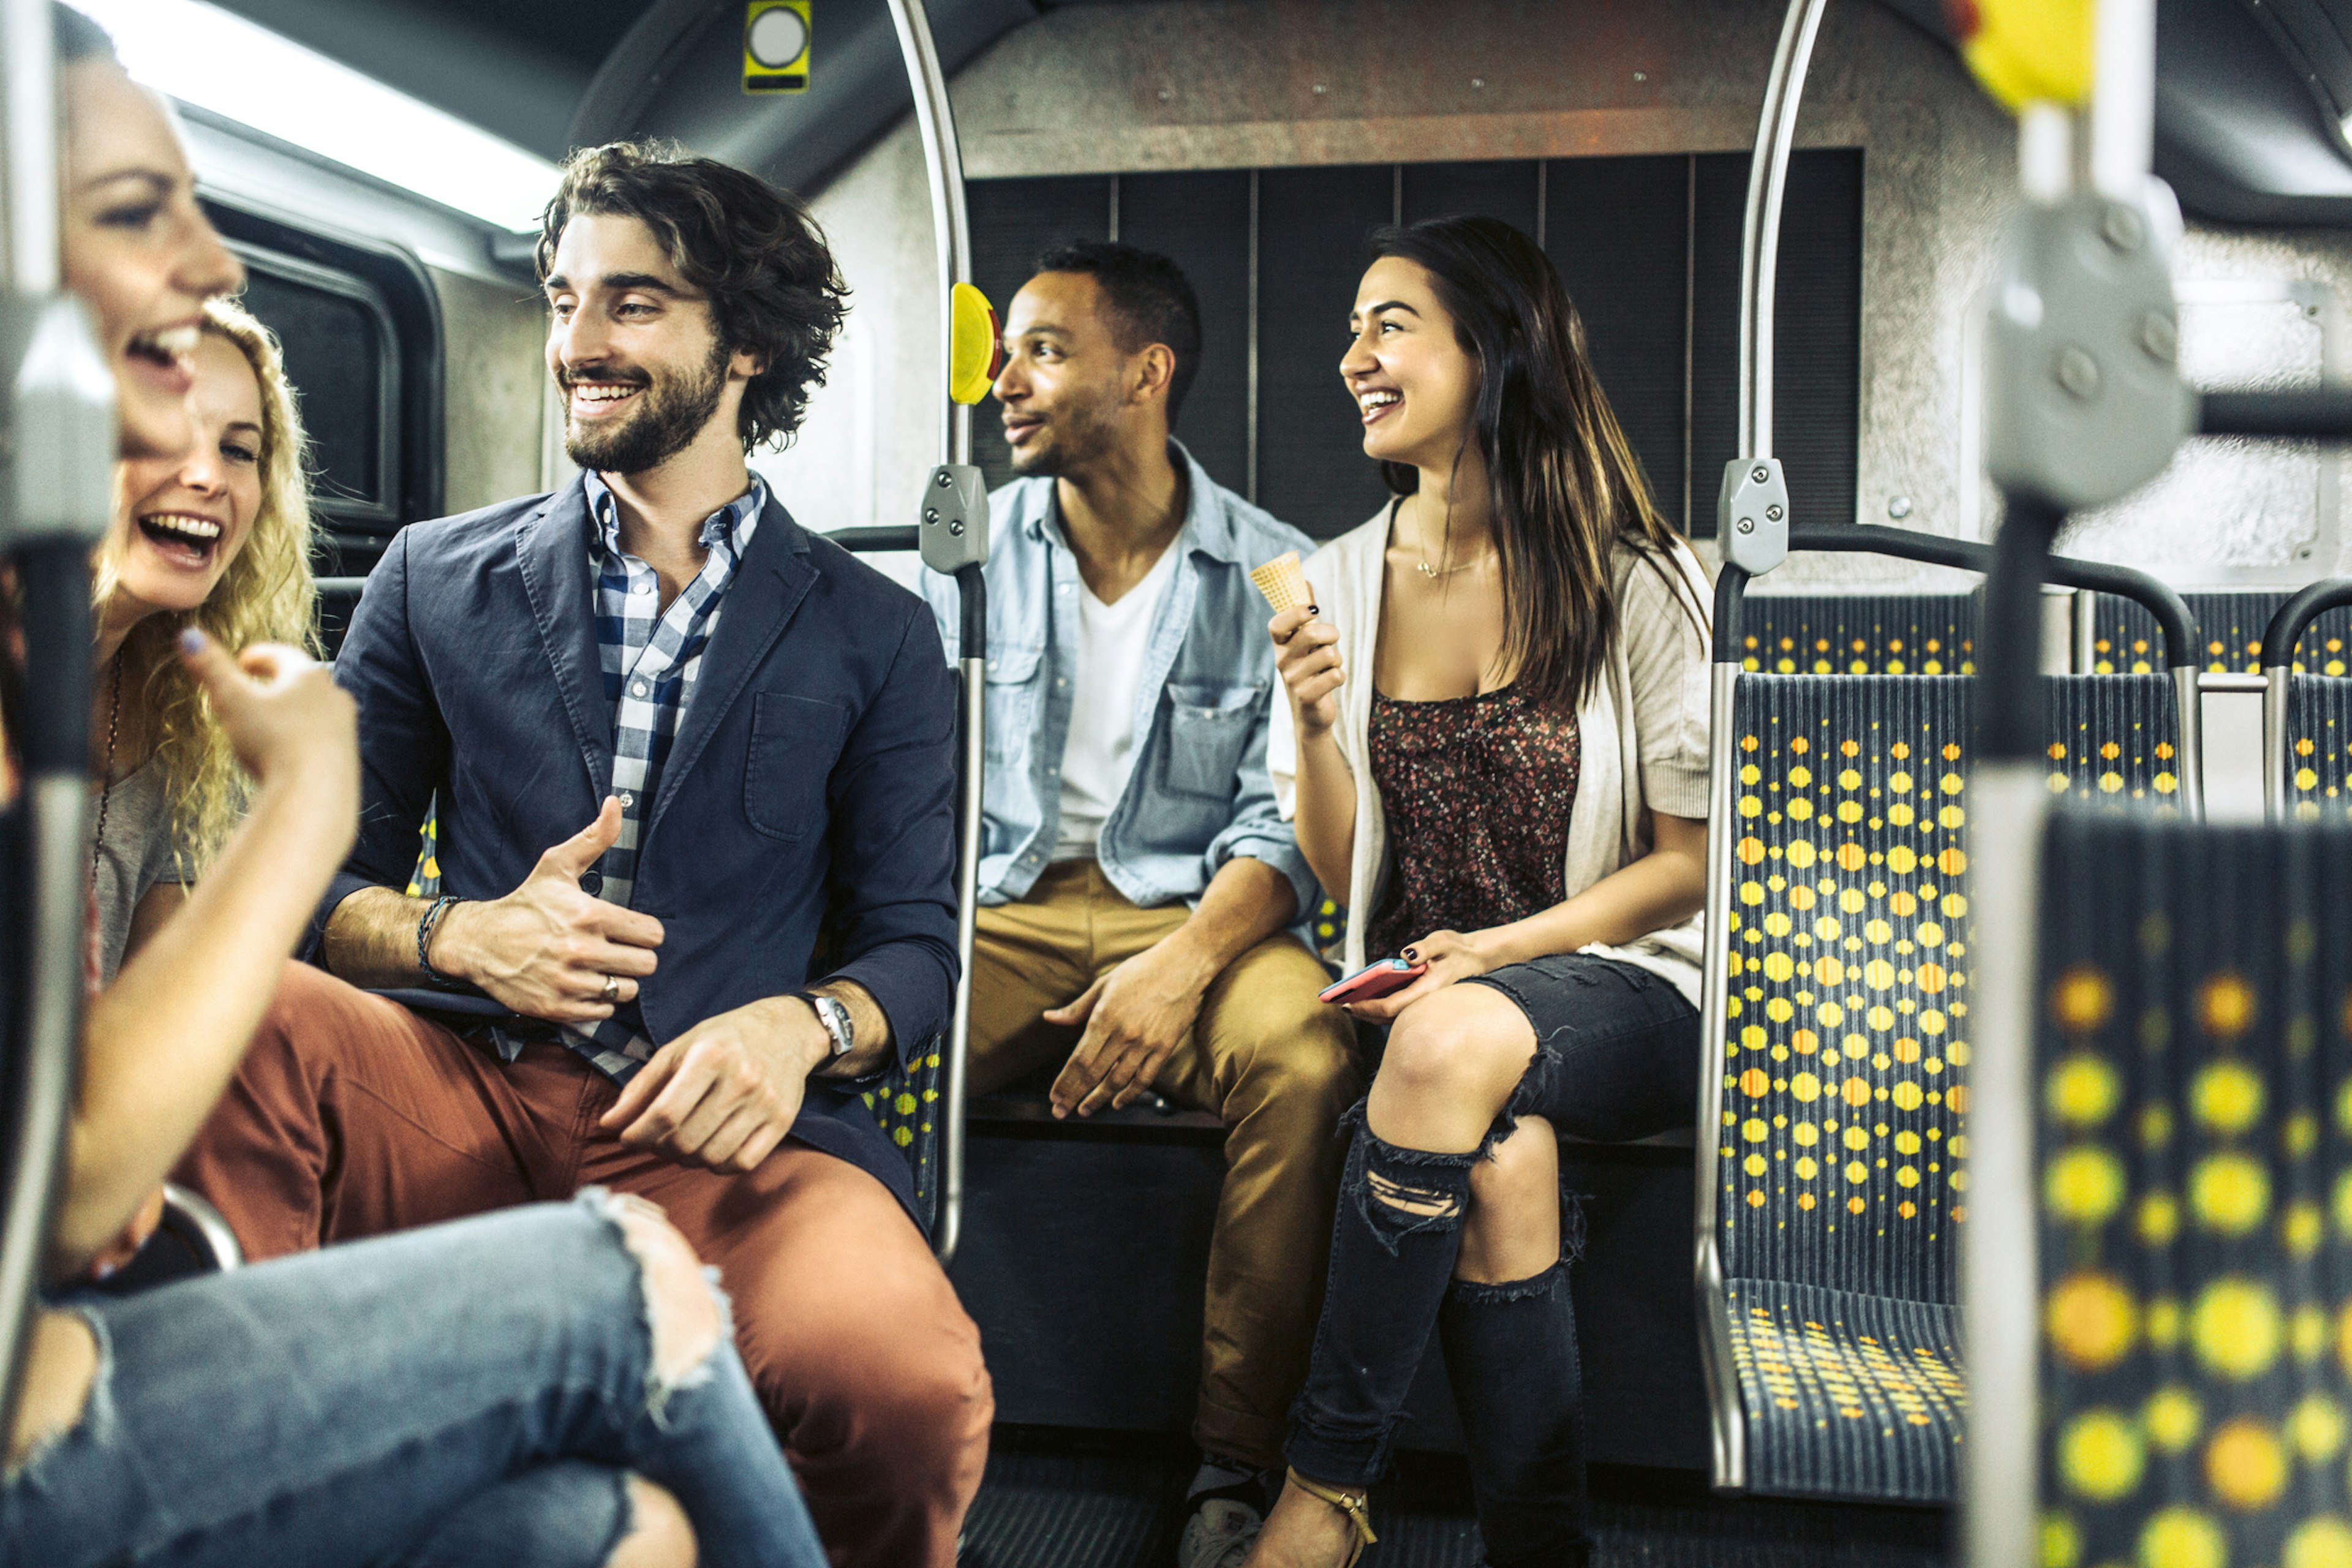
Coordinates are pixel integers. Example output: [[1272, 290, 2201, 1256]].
[[1033, 241, 1203, 422], [535, 141, 850, 451]]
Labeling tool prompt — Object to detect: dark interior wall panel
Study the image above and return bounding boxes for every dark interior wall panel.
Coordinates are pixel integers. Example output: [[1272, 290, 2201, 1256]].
[[1690, 148, 1862, 537], [1256, 163, 1398, 540], [1400, 159, 1540, 237], [1544, 154, 1694, 530], [1117, 171, 1254, 503], [969, 175, 1112, 491]]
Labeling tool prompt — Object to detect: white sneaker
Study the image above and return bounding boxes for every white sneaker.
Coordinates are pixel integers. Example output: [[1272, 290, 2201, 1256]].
[[1179, 1496, 1264, 1568]]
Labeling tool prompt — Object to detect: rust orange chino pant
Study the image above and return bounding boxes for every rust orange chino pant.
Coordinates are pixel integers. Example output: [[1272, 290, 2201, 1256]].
[[175, 960, 992, 1568], [968, 861, 1360, 1470]]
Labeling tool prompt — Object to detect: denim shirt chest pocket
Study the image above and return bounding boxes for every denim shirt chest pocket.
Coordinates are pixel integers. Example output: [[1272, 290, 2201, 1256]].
[[982, 641, 1044, 763], [1160, 682, 1264, 801], [745, 692, 848, 841]]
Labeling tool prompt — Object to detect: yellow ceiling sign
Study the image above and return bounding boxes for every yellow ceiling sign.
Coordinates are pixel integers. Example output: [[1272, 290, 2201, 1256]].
[[744, 1, 810, 95]]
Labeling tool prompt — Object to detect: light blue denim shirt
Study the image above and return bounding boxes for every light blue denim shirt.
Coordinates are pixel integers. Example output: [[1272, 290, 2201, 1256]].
[[921, 441, 1319, 923]]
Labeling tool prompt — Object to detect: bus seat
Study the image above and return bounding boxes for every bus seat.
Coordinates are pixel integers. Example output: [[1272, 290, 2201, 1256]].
[[2283, 674, 2352, 820], [2089, 589, 2352, 676], [1705, 673, 1975, 1503], [2046, 673, 2187, 809], [1741, 594, 1976, 676], [2035, 814, 2352, 1568]]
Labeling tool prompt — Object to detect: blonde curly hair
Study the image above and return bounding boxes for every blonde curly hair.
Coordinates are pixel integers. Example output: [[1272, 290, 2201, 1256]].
[[92, 296, 318, 876]]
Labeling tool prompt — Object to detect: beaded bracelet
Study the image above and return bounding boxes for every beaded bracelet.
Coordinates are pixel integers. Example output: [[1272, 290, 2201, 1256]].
[[416, 894, 464, 979]]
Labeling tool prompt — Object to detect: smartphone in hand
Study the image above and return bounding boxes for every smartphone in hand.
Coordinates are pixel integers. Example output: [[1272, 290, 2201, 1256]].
[[1317, 957, 1428, 1006]]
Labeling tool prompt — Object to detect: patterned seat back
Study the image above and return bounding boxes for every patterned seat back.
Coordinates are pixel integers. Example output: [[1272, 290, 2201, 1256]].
[[2037, 816, 2352, 1568], [2095, 590, 2352, 674], [1717, 675, 1975, 1302], [2286, 676, 2352, 822], [1741, 594, 1977, 676], [2046, 674, 2188, 810]]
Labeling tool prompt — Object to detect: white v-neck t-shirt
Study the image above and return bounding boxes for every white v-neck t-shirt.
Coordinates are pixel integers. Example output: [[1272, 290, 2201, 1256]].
[[1052, 541, 1180, 863]]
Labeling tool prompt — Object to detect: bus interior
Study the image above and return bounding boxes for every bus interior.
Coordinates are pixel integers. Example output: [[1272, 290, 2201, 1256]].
[[10, 0, 2352, 1564]]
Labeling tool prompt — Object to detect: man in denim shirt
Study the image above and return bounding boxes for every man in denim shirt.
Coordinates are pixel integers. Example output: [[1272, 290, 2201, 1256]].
[[922, 244, 1357, 1567]]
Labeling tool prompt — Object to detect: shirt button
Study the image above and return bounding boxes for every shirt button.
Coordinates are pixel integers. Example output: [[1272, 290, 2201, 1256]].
[[617, 791, 636, 809], [1047, 767, 1059, 777], [631, 680, 649, 698], [1057, 678, 1068, 688], [632, 582, 653, 596], [579, 872, 603, 894]]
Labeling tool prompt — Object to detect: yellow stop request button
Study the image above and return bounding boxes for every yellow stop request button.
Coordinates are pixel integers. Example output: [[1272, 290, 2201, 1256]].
[[744, 1, 810, 94]]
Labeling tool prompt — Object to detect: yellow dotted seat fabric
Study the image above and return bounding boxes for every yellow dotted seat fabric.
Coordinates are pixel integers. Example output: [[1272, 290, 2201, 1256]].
[[1709, 671, 2182, 1502], [2287, 676, 2352, 823], [2037, 816, 2352, 1568], [2095, 592, 2352, 675], [1741, 594, 1976, 676]]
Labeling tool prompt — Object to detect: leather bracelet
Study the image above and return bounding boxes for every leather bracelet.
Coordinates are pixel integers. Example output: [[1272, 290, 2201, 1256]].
[[416, 895, 464, 979]]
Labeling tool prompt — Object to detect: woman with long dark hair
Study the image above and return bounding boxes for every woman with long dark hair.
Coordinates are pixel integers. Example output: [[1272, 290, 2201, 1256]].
[[1248, 217, 1712, 1567]]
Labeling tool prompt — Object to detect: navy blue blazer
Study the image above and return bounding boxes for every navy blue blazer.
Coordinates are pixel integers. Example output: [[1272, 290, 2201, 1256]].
[[315, 475, 960, 1221]]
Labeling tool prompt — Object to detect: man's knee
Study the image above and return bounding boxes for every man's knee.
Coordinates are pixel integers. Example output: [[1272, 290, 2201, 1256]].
[[1216, 962, 1362, 1105]]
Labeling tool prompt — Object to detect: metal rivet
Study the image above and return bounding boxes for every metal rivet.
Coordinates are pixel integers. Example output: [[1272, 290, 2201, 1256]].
[[1766, 504, 1784, 522], [924, 508, 940, 524], [1751, 465, 1770, 484], [1888, 495, 1913, 520], [949, 521, 965, 535], [1737, 517, 1756, 534], [1312, 83, 1327, 94], [2138, 309, 2177, 366], [1633, 70, 1648, 81], [1471, 77, 1485, 88], [2100, 205, 2143, 252], [936, 471, 953, 488], [2055, 346, 2101, 400]]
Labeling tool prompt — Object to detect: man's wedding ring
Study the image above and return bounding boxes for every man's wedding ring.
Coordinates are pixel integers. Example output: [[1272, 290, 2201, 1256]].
[[601, 974, 620, 1004]]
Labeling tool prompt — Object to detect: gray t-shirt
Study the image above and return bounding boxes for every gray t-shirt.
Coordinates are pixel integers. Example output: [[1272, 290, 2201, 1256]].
[[89, 761, 189, 983]]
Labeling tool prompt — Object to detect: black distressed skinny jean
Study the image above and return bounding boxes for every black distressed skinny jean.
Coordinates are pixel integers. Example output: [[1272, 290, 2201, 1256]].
[[1284, 954, 1699, 1568]]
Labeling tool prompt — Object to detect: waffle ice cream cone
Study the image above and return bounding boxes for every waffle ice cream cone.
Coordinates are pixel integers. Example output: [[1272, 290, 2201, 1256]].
[[1250, 551, 1312, 615]]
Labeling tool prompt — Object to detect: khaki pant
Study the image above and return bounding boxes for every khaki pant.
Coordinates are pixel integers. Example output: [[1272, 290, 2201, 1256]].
[[971, 860, 1361, 1469]]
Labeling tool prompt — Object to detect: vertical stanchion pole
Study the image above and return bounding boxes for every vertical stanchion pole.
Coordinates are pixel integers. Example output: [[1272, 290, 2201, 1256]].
[[884, 0, 986, 1265]]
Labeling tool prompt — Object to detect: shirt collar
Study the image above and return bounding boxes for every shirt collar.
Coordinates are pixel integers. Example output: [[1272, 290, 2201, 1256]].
[[583, 469, 769, 561], [1019, 439, 1241, 563]]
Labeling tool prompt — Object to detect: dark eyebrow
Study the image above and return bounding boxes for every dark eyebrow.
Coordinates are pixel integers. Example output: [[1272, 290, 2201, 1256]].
[[542, 271, 690, 299], [1359, 300, 1419, 318], [224, 420, 263, 438]]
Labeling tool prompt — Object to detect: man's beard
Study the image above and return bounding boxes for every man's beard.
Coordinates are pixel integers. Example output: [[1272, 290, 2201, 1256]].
[[563, 341, 731, 476], [1005, 394, 1120, 478]]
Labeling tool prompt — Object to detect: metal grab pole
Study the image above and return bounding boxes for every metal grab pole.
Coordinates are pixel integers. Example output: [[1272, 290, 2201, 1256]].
[[883, 0, 987, 1265], [1738, 0, 1828, 466], [0, 0, 115, 1444], [1717, 0, 1826, 579]]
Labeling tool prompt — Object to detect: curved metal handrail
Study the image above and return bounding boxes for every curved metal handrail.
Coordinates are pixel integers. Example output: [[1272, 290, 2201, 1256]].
[[2259, 577, 2352, 821], [1738, 0, 1830, 461]]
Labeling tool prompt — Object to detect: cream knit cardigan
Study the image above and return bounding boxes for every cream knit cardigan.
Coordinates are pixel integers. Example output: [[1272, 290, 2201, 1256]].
[[1267, 508, 1716, 1005]]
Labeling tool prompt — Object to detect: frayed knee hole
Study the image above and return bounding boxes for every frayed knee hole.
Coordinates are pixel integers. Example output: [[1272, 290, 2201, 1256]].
[[1367, 1169, 1464, 1221], [605, 1200, 724, 1389]]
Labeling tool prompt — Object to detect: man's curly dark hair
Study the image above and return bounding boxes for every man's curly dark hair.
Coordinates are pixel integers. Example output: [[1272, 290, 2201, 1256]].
[[535, 141, 850, 452]]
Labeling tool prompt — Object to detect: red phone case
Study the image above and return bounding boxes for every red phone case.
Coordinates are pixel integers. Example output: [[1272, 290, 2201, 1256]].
[[1318, 959, 1428, 1006]]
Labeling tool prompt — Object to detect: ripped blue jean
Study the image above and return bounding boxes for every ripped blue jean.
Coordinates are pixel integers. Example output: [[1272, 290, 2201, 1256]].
[[1, 1193, 825, 1568], [1286, 955, 1697, 1566]]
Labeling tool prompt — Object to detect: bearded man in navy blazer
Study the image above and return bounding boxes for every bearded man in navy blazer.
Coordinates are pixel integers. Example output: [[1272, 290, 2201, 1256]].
[[176, 143, 991, 1565]]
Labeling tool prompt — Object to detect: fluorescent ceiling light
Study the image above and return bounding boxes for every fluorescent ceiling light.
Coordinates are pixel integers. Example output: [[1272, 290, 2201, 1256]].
[[70, 0, 558, 232]]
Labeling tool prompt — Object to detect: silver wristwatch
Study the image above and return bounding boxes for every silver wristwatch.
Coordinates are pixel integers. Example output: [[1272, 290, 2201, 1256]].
[[802, 992, 854, 1062]]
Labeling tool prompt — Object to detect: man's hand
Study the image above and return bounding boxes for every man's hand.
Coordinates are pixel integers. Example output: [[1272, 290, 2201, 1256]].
[[1047, 937, 1216, 1118], [598, 997, 827, 1171], [434, 798, 665, 1023]]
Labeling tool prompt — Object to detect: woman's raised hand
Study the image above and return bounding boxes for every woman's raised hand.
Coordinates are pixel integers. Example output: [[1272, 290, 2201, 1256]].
[[176, 630, 356, 807], [1270, 600, 1344, 737]]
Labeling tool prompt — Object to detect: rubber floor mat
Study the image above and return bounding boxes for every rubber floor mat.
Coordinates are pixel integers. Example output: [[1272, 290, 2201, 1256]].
[[958, 1441, 1948, 1567]]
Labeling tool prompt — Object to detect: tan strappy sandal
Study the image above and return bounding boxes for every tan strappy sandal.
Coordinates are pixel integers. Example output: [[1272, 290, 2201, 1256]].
[[1284, 1469, 1378, 1567]]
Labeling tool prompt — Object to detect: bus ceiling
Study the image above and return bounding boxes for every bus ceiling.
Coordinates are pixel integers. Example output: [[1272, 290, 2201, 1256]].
[[192, 0, 2352, 229]]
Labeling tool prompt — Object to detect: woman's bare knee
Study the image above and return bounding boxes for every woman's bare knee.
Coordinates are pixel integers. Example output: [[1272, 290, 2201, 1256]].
[[601, 1195, 723, 1389], [1457, 1116, 1562, 1283], [603, 1476, 696, 1568], [1366, 986, 1536, 1151]]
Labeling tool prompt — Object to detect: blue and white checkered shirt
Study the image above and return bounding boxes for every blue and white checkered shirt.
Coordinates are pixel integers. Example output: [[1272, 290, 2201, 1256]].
[[558, 469, 766, 1081]]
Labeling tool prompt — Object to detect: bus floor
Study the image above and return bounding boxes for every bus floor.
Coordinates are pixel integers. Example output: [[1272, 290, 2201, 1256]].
[[957, 1425, 1951, 1566]]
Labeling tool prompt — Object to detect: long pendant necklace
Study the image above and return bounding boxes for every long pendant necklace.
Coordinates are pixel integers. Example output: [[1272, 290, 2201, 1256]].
[[90, 652, 122, 884]]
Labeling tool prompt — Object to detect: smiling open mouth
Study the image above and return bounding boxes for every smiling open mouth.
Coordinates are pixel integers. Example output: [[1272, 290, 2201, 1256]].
[[570, 381, 645, 415], [127, 323, 201, 378], [1358, 390, 1401, 424], [138, 511, 222, 568]]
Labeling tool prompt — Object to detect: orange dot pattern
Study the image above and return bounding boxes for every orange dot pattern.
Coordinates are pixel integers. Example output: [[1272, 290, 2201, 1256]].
[[2099, 591, 2352, 676], [2043, 675, 2185, 809], [1740, 595, 1975, 677], [2036, 814, 2352, 1567], [2286, 676, 2352, 824]]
